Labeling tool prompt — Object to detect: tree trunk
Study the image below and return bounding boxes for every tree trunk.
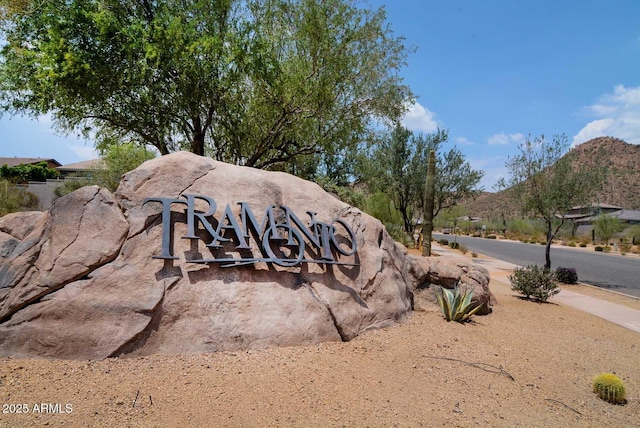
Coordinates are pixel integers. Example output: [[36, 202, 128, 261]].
[[545, 227, 552, 270], [191, 117, 205, 156], [422, 150, 436, 257], [191, 131, 205, 156]]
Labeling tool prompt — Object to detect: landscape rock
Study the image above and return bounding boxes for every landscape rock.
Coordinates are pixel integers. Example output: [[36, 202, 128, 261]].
[[0, 152, 492, 359], [404, 254, 493, 315]]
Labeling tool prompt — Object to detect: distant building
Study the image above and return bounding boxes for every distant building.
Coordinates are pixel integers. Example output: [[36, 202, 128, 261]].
[[0, 157, 62, 169], [559, 204, 640, 237], [1, 157, 105, 211], [56, 159, 106, 178]]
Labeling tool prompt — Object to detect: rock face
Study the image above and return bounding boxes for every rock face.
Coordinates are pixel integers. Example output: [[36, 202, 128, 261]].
[[0, 152, 492, 359]]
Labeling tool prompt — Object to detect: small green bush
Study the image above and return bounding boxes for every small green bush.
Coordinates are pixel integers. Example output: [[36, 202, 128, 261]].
[[593, 373, 626, 404], [438, 238, 449, 246], [567, 241, 576, 247], [459, 244, 468, 254], [434, 285, 483, 322], [509, 265, 559, 302], [471, 252, 478, 258], [580, 242, 587, 248], [594, 246, 604, 252], [449, 242, 459, 249], [486, 234, 497, 239], [555, 267, 578, 284]]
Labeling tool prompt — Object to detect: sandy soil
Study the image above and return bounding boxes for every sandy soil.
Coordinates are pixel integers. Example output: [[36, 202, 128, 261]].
[[1, 252, 639, 427]]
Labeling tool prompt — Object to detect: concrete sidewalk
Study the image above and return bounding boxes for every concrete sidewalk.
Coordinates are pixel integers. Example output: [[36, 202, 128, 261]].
[[432, 243, 640, 334]]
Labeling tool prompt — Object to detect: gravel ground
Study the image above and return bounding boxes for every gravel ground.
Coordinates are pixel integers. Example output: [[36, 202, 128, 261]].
[[1, 260, 639, 428]]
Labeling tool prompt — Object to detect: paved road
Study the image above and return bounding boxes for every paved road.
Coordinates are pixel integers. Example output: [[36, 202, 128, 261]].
[[433, 234, 640, 298]]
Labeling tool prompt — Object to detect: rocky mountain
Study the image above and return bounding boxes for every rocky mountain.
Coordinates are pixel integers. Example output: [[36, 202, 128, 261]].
[[464, 137, 640, 219]]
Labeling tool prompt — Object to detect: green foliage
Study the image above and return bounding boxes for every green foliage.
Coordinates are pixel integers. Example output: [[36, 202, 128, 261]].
[[55, 142, 155, 197], [54, 177, 94, 198], [555, 267, 578, 284], [502, 134, 603, 269], [0, 162, 59, 183], [448, 241, 459, 249], [509, 265, 559, 301], [594, 213, 623, 245], [361, 191, 403, 226], [95, 142, 156, 191], [438, 238, 449, 246], [593, 373, 626, 405], [626, 225, 640, 243], [485, 234, 497, 239], [358, 126, 483, 235], [580, 242, 587, 248], [0, 0, 412, 180], [594, 246, 604, 252], [0, 179, 38, 216], [458, 244, 468, 254], [384, 223, 412, 247], [434, 285, 483, 322]]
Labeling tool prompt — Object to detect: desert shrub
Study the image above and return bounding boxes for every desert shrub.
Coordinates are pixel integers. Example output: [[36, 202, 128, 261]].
[[459, 244, 468, 254], [555, 267, 578, 284], [567, 241, 576, 247], [0, 180, 39, 216], [471, 252, 478, 258], [509, 265, 559, 301], [486, 234, 497, 239], [438, 238, 449, 246], [434, 285, 482, 322], [593, 373, 626, 405], [580, 242, 587, 248], [594, 246, 604, 252], [448, 242, 459, 249], [385, 224, 412, 247], [619, 243, 631, 255]]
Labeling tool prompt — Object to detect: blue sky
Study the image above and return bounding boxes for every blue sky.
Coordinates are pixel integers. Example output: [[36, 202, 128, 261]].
[[1, 0, 640, 191]]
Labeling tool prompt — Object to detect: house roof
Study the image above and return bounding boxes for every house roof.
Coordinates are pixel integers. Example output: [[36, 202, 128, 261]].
[[573, 203, 623, 210], [0, 157, 62, 168], [575, 209, 640, 224], [57, 159, 106, 172]]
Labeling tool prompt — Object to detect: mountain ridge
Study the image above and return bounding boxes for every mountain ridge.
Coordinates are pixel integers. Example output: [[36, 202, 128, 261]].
[[464, 136, 640, 219]]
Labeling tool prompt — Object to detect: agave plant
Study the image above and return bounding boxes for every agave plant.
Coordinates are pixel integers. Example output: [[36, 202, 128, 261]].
[[435, 284, 483, 322]]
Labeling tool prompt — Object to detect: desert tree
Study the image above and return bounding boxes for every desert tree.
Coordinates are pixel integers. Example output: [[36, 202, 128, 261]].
[[501, 134, 603, 269], [359, 125, 483, 235], [593, 213, 623, 246], [0, 0, 412, 178]]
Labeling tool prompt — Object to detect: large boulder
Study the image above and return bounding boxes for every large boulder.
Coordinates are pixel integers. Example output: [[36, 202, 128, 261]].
[[404, 253, 493, 315], [0, 152, 492, 359]]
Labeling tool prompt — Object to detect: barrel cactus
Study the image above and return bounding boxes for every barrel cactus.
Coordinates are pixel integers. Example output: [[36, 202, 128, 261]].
[[592, 373, 626, 404]]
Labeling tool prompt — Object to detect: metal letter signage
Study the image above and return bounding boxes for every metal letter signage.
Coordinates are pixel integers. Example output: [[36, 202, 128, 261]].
[[143, 194, 359, 267]]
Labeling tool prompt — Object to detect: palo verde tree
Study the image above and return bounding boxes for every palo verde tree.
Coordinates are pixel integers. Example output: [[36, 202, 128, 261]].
[[360, 125, 483, 235], [0, 0, 412, 178], [501, 134, 603, 269]]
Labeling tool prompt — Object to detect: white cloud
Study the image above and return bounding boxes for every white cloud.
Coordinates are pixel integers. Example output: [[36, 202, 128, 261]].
[[487, 132, 525, 146], [71, 144, 99, 160], [573, 84, 640, 146], [453, 136, 474, 146], [401, 102, 439, 133]]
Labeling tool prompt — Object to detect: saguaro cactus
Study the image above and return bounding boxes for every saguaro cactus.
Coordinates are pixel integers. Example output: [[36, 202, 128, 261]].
[[422, 150, 436, 256]]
